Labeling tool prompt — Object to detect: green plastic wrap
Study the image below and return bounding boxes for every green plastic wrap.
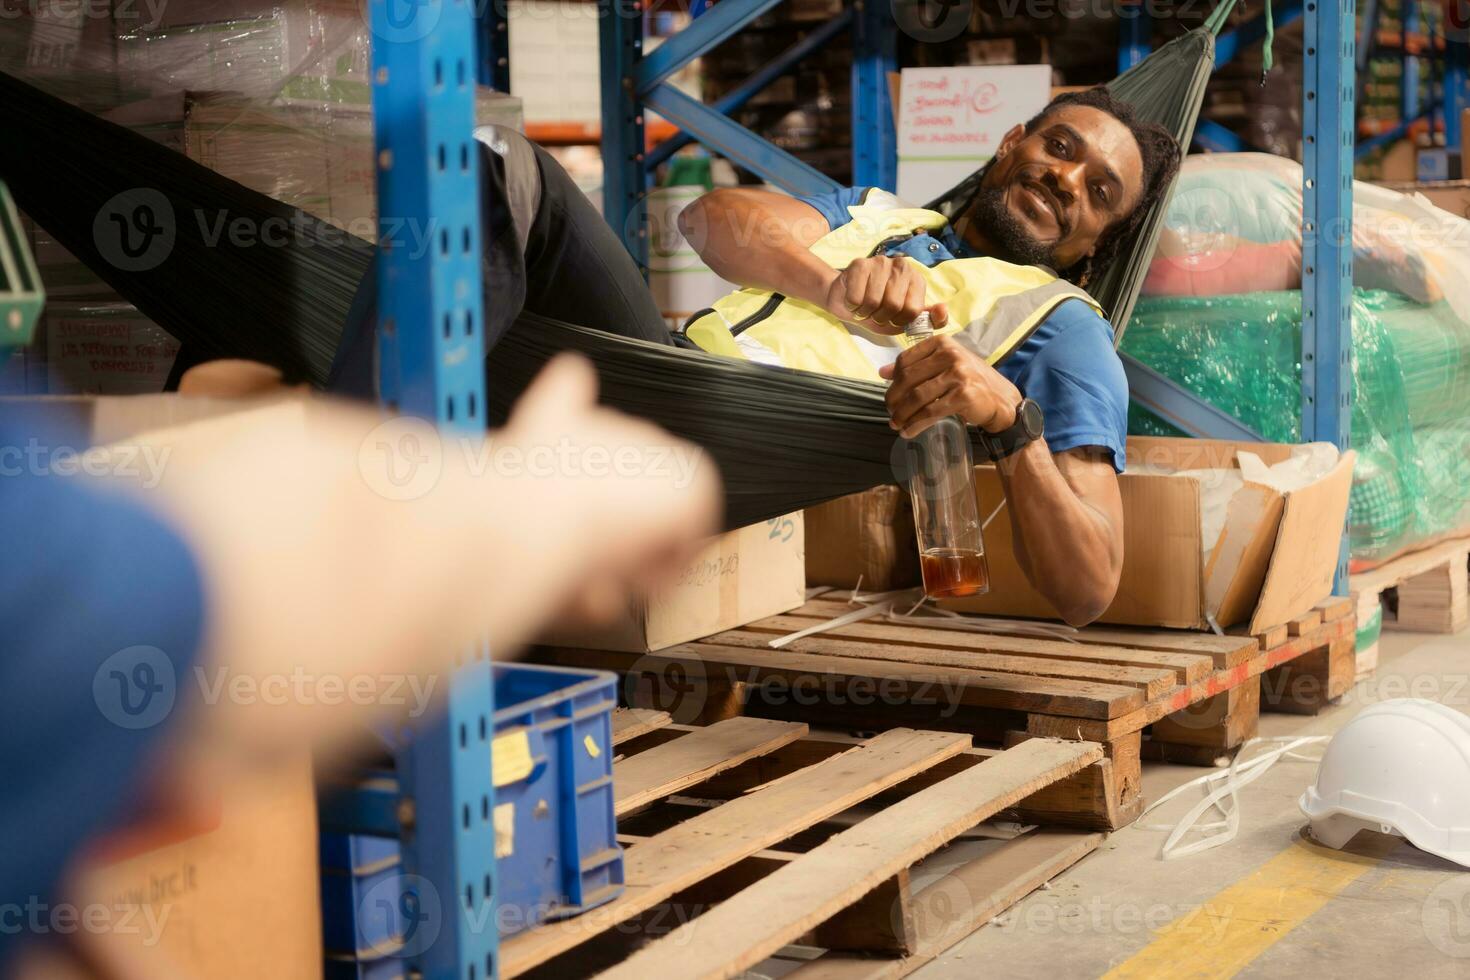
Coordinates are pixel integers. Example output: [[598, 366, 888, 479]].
[[1124, 289, 1470, 562]]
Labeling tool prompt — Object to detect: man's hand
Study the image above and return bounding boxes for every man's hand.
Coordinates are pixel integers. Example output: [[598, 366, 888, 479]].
[[823, 256, 948, 333], [880, 335, 1022, 438]]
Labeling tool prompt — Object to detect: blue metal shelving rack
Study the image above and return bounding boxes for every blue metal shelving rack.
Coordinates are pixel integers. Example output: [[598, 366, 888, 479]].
[[599, 0, 892, 266], [1117, 0, 1355, 591], [368, 0, 499, 976]]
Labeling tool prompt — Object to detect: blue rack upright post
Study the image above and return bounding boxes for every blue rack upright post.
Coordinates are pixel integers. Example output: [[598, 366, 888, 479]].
[[369, 0, 500, 976], [1301, 0, 1356, 590]]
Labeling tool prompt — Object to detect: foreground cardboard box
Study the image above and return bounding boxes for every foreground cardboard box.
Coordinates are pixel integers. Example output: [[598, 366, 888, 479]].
[[947, 437, 1355, 632], [0, 393, 269, 444], [804, 486, 921, 592], [15, 756, 321, 980], [541, 514, 807, 652]]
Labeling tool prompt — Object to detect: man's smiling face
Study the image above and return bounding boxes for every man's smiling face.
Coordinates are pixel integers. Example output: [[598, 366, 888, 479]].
[[965, 104, 1146, 273]]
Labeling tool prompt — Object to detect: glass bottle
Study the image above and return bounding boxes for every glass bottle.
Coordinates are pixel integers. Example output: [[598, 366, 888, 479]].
[[902, 312, 991, 599]]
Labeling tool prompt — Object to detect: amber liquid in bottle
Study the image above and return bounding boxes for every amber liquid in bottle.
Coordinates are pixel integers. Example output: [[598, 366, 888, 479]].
[[920, 547, 991, 599], [903, 311, 990, 601]]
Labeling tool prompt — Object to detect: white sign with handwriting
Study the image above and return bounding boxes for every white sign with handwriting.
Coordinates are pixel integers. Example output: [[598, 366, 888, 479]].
[[896, 65, 1052, 205]]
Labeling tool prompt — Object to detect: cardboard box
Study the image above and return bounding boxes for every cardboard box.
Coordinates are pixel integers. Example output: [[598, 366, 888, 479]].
[[804, 486, 921, 592], [1378, 179, 1470, 220], [0, 392, 273, 444], [541, 514, 807, 652], [19, 755, 323, 980], [946, 437, 1356, 632], [43, 302, 180, 395]]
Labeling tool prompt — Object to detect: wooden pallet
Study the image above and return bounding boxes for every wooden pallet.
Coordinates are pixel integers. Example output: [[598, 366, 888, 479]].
[[499, 719, 1104, 980], [539, 599, 1353, 831], [1351, 535, 1470, 646]]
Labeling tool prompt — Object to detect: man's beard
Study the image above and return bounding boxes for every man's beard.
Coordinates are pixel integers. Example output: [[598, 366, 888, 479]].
[[964, 183, 1060, 270]]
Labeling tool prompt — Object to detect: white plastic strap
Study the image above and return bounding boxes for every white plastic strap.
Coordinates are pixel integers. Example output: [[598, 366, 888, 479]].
[[1139, 735, 1331, 859]]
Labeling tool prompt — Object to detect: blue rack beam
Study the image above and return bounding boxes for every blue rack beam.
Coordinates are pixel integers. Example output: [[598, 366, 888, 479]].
[[1214, 0, 1304, 68], [1121, 354, 1266, 441], [1301, 0, 1355, 589], [369, 0, 499, 975], [478, 0, 511, 93], [600, 0, 893, 267], [643, 84, 841, 194], [1118, 3, 1150, 73], [646, 11, 854, 169]]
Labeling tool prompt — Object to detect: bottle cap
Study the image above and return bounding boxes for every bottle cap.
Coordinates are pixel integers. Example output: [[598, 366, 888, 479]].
[[906, 311, 934, 341]]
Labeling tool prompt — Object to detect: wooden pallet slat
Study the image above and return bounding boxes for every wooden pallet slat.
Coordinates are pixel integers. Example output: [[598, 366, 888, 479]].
[[613, 717, 808, 816], [1351, 534, 1470, 634], [786, 830, 1105, 980], [500, 728, 971, 977], [610, 707, 671, 745], [546, 643, 1145, 721], [784, 599, 1254, 665], [709, 625, 1179, 699], [595, 739, 1104, 980]]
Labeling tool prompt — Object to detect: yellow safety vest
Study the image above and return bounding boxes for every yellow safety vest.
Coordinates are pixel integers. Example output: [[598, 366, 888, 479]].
[[681, 192, 1103, 380]]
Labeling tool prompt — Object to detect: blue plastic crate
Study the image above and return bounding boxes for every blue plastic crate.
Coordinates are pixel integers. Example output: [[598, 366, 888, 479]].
[[319, 832, 408, 956], [316, 664, 624, 942], [491, 663, 624, 936]]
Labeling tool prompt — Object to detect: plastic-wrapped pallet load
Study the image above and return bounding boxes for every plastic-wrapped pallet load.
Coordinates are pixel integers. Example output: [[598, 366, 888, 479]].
[[0, 0, 521, 393], [1127, 151, 1470, 564], [1123, 290, 1470, 563]]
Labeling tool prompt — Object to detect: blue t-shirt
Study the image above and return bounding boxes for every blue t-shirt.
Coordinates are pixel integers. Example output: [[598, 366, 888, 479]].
[[0, 421, 205, 967], [798, 186, 1129, 471]]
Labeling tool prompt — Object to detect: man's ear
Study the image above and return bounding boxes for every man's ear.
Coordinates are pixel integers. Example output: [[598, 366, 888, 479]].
[[995, 124, 1026, 158]]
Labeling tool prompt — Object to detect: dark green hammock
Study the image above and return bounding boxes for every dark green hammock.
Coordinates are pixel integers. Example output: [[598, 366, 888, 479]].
[[0, 8, 1240, 528]]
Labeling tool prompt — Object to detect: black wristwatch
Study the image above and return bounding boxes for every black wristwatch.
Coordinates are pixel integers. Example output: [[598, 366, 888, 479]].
[[979, 398, 1044, 460]]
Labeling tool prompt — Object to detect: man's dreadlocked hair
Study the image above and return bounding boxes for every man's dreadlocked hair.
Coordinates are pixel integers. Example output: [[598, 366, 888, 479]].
[[957, 87, 1180, 288], [1029, 87, 1181, 288]]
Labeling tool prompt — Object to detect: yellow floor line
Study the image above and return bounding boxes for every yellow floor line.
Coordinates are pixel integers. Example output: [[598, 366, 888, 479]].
[[1102, 834, 1401, 980]]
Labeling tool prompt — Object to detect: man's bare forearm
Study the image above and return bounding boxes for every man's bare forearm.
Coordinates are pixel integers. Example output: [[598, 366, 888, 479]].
[[996, 439, 1123, 626], [679, 188, 836, 303]]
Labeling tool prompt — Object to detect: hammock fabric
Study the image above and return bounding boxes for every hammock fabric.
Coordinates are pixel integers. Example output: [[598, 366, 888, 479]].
[[0, 5, 1244, 526]]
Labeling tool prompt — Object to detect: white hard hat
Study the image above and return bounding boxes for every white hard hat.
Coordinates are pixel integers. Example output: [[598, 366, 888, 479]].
[[1300, 699, 1470, 867]]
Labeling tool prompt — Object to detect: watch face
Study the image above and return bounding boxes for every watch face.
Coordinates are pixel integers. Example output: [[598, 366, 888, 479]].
[[1021, 398, 1044, 439]]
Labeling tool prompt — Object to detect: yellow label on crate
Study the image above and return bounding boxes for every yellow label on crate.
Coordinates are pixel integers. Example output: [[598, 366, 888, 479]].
[[584, 734, 602, 759], [493, 803, 515, 858], [492, 730, 534, 788]]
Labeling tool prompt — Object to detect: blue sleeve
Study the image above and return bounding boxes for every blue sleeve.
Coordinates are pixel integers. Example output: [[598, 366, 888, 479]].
[[0, 427, 206, 966], [794, 185, 873, 232], [1007, 300, 1130, 473]]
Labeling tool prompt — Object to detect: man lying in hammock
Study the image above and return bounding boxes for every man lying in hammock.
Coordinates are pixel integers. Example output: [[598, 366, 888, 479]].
[[676, 88, 1180, 625], [333, 87, 1177, 625]]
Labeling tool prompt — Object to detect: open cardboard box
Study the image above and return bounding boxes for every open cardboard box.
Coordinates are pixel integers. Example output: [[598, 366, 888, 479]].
[[540, 513, 807, 652], [945, 436, 1355, 632]]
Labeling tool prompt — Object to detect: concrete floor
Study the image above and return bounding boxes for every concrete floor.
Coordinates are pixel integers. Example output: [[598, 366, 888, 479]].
[[913, 627, 1470, 980]]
